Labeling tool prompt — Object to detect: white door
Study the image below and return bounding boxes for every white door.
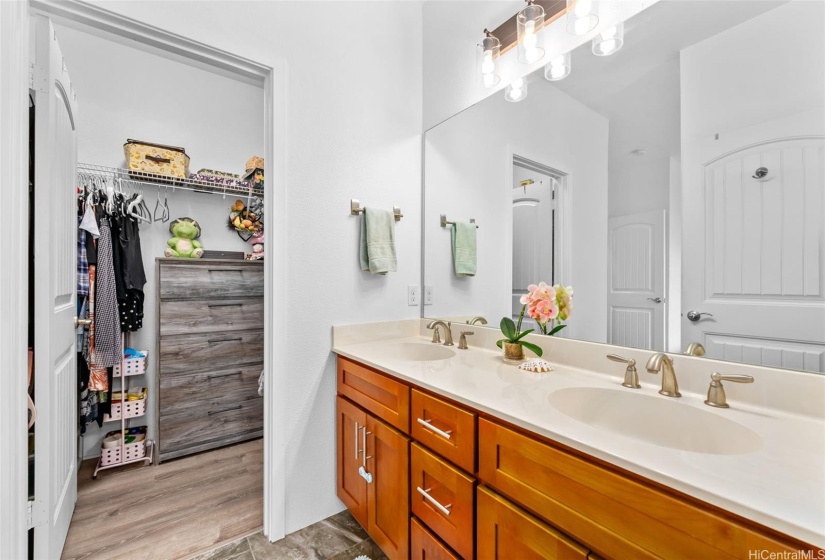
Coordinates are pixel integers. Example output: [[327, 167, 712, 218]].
[[511, 166, 555, 327], [683, 136, 825, 372], [607, 210, 666, 350], [32, 15, 79, 559]]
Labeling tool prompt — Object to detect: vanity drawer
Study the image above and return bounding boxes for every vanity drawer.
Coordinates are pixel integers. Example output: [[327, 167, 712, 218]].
[[159, 330, 264, 375], [411, 517, 459, 560], [159, 298, 264, 336], [477, 486, 589, 560], [411, 389, 476, 473], [159, 262, 263, 300], [337, 357, 410, 433], [411, 443, 475, 559], [158, 364, 261, 415], [478, 418, 801, 559]]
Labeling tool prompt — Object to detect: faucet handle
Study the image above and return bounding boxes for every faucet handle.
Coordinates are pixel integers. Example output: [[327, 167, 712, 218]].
[[705, 372, 754, 408], [607, 354, 640, 389], [458, 331, 474, 350], [430, 326, 441, 344]]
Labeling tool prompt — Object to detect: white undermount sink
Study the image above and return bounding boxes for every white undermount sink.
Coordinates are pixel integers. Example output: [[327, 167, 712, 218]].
[[548, 387, 763, 455], [369, 342, 456, 362]]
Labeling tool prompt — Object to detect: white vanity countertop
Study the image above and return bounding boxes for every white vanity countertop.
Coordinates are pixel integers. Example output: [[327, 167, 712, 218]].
[[333, 334, 825, 548]]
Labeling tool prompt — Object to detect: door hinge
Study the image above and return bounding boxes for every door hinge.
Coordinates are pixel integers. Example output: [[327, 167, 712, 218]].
[[28, 64, 34, 89], [31, 64, 48, 93], [28, 499, 46, 530]]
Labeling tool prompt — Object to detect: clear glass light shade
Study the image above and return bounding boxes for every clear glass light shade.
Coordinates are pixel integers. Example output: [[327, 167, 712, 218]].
[[544, 52, 571, 81], [505, 78, 528, 102], [566, 0, 599, 36], [478, 33, 501, 88], [517, 2, 546, 64], [592, 22, 624, 56]]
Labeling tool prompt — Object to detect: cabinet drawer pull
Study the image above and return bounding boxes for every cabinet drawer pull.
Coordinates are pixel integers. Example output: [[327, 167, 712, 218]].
[[207, 303, 243, 308], [207, 337, 243, 344], [206, 371, 243, 380], [416, 486, 452, 516], [208, 268, 243, 273], [208, 404, 243, 416], [417, 418, 452, 440], [354, 421, 361, 460]]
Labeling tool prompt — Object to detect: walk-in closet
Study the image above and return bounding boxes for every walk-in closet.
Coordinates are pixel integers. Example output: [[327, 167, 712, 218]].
[[25, 12, 269, 559]]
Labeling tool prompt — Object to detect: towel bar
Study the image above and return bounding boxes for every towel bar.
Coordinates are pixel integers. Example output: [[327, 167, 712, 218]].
[[441, 214, 478, 228], [351, 199, 403, 222]]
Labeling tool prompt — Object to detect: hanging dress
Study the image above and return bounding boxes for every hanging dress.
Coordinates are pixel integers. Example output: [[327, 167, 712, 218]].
[[93, 215, 122, 367]]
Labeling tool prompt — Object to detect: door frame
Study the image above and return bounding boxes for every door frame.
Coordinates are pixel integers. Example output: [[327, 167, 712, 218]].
[[2, 1, 289, 553]]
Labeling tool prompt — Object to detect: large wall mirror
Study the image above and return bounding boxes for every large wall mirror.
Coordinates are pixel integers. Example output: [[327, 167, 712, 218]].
[[423, 0, 825, 373]]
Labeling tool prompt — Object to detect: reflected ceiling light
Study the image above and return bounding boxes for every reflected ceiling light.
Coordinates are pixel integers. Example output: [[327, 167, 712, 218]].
[[479, 29, 501, 89], [544, 52, 571, 81], [505, 78, 528, 102], [592, 23, 624, 56], [566, 0, 599, 36], [518, 0, 546, 64]]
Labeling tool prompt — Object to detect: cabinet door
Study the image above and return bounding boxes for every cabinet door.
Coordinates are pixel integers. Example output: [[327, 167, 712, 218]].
[[367, 414, 410, 560], [477, 486, 589, 560], [337, 396, 368, 528]]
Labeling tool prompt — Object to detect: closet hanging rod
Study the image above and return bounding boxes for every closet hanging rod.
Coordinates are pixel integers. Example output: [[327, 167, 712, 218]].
[[350, 199, 403, 222], [76, 163, 264, 199], [440, 214, 478, 228]]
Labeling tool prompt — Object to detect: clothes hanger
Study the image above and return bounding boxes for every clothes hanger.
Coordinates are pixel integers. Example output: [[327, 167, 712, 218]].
[[161, 185, 170, 223], [127, 192, 152, 224]]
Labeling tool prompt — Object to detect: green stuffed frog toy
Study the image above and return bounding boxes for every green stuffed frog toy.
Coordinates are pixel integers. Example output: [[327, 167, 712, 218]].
[[164, 217, 204, 258]]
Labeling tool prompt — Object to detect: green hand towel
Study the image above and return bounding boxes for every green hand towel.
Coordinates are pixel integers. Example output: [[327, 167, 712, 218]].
[[452, 221, 477, 277], [359, 207, 397, 275]]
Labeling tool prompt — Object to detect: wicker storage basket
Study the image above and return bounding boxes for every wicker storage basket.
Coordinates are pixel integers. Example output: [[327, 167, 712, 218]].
[[124, 139, 190, 178]]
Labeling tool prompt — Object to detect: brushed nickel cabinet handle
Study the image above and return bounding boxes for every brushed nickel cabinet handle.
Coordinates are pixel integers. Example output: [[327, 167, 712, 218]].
[[207, 404, 242, 416], [417, 418, 452, 440], [354, 421, 361, 460], [416, 487, 451, 516], [207, 303, 243, 308], [207, 337, 243, 344], [206, 371, 242, 380], [208, 269, 243, 273]]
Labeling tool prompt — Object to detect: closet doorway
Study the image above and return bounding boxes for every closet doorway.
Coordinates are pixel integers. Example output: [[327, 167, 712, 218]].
[[23, 4, 286, 558]]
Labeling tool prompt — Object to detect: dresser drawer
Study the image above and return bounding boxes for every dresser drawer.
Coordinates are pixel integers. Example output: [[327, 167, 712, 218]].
[[411, 443, 474, 559], [159, 298, 264, 336], [159, 395, 262, 459], [159, 262, 263, 300], [159, 330, 264, 375], [337, 357, 409, 433], [411, 517, 459, 560], [477, 486, 589, 560], [478, 418, 800, 559], [411, 389, 475, 473], [158, 363, 261, 415]]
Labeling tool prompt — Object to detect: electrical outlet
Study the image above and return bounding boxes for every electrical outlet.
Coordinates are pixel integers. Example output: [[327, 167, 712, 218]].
[[424, 285, 434, 305], [407, 285, 420, 306]]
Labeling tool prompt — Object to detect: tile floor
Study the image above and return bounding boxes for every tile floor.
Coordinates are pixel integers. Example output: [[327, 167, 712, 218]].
[[191, 510, 387, 560]]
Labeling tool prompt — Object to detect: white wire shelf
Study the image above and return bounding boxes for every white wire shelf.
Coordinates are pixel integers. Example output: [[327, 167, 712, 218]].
[[77, 162, 263, 199]]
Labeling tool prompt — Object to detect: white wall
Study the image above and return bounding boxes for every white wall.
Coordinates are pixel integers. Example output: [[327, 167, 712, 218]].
[[424, 79, 609, 343], [86, 0, 424, 534], [53, 23, 265, 459], [422, 0, 651, 130]]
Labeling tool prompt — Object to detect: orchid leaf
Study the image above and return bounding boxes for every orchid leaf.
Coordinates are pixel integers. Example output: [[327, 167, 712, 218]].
[[500, 317, 517, 341], [520, 341, 544, 357], [513, 329, 534, 341], [496, 339, 504, 349], [548, 324, 567, 336]]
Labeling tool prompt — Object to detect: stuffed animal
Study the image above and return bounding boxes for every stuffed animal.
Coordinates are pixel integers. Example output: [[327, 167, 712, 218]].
[[164, 217, 204, 258], [248, 231, 263, 260]]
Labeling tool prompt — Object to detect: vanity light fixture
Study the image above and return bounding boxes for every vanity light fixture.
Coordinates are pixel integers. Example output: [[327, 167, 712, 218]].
[[517, 0, 546, 64], [479, 29, 501, 89], [566, 0, 599, 36], [505, 78, 528, 102], [544, 52, 571, 81], [592, 22, 624, 56]]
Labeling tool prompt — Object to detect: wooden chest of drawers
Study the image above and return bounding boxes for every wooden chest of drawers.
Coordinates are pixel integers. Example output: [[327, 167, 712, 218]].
[[156, 259, 264, 462]]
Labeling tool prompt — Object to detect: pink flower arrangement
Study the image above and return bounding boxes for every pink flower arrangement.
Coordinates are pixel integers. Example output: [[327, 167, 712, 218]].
[[519, 282, 573, 336]]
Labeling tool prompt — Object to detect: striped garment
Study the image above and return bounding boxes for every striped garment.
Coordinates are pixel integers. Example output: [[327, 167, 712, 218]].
[[93, 218, 122, 368]]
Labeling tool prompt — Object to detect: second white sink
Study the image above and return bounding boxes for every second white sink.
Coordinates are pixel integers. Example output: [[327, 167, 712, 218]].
[[548, 387, 763, 455], [370, 342, 456, 362]]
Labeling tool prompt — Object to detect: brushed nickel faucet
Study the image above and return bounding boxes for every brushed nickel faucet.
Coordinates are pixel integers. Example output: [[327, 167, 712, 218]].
[[704, 372, 754, 408], [645, 353, 681, 397], [684, 342, 706, 357], [458, 331, 473, 349], [468, 316, 488, 325], [427, 320, 454, 346], [606, 354, 640, 388]]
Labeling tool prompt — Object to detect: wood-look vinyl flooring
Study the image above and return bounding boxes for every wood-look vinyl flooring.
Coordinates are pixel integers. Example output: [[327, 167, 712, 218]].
[[62, 439, 263, 560]]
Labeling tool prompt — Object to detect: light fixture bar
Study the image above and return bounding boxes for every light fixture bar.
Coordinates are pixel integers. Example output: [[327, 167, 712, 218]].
[[487, 0, 568, 57]]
